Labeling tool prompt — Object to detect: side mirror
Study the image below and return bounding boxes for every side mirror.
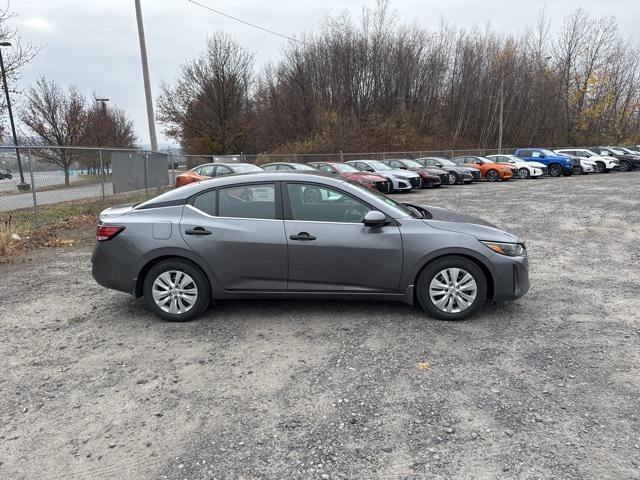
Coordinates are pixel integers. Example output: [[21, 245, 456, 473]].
[[366, 168, 375, 172], [363, 210, 388, 227], [538, 154, 545, 159]]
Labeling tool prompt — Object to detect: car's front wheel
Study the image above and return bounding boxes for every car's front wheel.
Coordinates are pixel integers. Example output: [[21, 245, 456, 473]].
[[619, 160, 631, 172], [548, 164, 562, 177], [595, 162, 605, 173], [486, 170, 499, 182], [143, 259, 210, 322], [518, 168, 530, 179], [416, 256, 488, 321]]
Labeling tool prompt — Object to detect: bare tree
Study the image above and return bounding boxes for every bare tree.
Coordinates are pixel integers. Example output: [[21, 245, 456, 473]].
[[0, 3, 40, 136], [157, 32, 254, 154], [21, 77, 87, 186]]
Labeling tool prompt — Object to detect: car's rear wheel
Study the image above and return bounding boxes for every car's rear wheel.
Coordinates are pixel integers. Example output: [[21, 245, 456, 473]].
[[619, 160, 631, 172], [416, 256, 487, 321], [486, 170, 499, 182], [518, 168, 530, 179], [548, 164, 562, 177], [143, 259, 210, 322]]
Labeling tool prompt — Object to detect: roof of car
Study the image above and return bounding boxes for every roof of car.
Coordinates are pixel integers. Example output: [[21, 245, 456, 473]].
[[192, 162, 258, 169]]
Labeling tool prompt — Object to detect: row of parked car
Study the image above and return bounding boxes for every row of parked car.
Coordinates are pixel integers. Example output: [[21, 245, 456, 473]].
[[174, 145, 640, 193]]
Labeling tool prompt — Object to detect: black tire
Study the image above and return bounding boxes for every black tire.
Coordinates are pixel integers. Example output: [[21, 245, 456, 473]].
[[518, 168, 530, 179], [486, 170, 499, 182], [449, 173, 458, 185], [548, 164, 562, 177], [416, 256, 488, 321], [595, 162, 605, 173], [619, 160, 631, 172], [143, 259, 210, 322]]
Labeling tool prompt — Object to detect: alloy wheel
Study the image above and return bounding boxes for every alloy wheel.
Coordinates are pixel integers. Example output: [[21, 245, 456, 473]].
[[448, 174, 456, 184], [152, 270, 199, 314], [428, 268, 478, 313], [486, 170, 499, 182], [619, 161, 630, 172], [518, 168, 530, 179]]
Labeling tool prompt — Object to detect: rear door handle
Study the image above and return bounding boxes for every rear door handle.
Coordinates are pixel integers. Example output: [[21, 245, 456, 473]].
[[289, 232, 316, 241], [185, 227, 212, 236]]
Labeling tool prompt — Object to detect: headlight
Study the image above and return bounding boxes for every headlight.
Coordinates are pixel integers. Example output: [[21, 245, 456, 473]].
[[481, 241, 526, 257]]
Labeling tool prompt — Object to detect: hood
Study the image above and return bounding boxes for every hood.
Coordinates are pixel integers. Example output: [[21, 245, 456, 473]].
[[417, 205, 519, 243], [352, 172, 386, 182], [526, 161, 546, 168], [387, 169, 419, 178]]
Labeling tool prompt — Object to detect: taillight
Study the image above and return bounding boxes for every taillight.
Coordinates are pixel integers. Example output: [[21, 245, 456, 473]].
[[96, 225, 125, 242]]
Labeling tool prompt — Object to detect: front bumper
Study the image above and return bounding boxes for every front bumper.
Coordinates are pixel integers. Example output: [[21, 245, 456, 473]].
[[492, 254, 530, 302]]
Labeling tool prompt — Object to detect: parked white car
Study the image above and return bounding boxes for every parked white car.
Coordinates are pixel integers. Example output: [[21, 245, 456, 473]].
[[554, 148, 618, 173], [485, 154, 545, 179]]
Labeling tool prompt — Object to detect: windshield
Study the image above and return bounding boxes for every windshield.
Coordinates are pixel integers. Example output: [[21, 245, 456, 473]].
[[402, 159, 422, 168], [232, 164, 263, 172], [292, 163, 317, 170], [333, 163, 359, 173], [540, 149, 557, 157], [608, 148, 625, 155], [347, 181, 419, 219], [437, 159, 456, 166], [368, 161, 392, 171]]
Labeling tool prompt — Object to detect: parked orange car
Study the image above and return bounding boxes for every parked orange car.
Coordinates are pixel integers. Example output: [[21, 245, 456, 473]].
[[175, 163, 263, 187], [451, 156, 514, 181]]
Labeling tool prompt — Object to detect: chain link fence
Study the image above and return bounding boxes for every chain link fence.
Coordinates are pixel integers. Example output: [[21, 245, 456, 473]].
[[1, 145, 513, 229], [0, 146, 175, 228]]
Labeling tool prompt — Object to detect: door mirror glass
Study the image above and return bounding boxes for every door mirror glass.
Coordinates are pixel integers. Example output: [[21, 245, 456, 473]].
[[363, 210, 387, 227]]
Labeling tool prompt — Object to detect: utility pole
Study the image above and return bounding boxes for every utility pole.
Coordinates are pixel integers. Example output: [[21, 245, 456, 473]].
[[134, 0, 158, 152], [0, 41, 29, 191], [497, 78, 504, 154]]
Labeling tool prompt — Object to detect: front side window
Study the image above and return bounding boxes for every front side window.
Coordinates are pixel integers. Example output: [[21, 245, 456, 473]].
[[218, 184, 276, 219], [530, 151, 542, 158], [287, 183, 371, 223], [215, 166, 233, 176]]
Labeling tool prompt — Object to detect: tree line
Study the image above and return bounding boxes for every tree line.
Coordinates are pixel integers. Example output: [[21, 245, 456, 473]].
[[158, 4, 640, 155]]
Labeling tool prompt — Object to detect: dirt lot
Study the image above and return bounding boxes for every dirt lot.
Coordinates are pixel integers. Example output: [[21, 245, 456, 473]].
[[1, 172, 639, 480]]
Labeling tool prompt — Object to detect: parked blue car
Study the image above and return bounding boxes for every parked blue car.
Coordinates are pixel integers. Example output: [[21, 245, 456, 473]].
[[513, 148, 580, 177]]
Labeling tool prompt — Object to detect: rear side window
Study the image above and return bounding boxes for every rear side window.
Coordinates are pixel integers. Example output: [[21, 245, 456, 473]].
[[199, 165, 214, 176], [192, 190, 217, 216], [218, 184, 276, 219]]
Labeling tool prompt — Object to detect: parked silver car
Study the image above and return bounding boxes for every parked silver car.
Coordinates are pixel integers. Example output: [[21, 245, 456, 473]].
[[92, 172, 529, 322]]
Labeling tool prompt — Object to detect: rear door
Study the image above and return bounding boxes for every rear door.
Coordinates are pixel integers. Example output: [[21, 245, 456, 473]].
[[180, 182, 287, 291], [283, 182, 403, 292]]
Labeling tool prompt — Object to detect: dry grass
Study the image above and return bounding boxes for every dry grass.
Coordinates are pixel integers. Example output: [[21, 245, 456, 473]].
[[0, 190, 159, 261]]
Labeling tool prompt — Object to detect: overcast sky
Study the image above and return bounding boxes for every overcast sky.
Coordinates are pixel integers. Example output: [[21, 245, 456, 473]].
[[12, 0, 640, 147]]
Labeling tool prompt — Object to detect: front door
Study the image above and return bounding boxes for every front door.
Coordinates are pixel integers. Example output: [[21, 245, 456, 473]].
[[283, 182, 403, 292], [181, 182, 287, 291]]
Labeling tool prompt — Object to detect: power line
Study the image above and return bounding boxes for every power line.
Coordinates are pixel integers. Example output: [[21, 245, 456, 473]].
[[185, 0, 309, 46]]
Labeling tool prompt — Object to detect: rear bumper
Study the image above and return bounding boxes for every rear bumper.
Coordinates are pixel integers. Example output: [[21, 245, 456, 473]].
[[91, 242, 136, 295]]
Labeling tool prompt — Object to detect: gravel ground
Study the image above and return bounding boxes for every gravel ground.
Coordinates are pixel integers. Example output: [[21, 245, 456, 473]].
[[1, 172, 639, 480]]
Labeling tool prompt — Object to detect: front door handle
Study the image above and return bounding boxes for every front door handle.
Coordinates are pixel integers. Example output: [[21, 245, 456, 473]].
[[289, 232, 316, 241], [185, 227, 212, 236]]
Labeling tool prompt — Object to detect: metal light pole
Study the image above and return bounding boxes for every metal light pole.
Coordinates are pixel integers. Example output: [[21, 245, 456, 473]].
[[0, 41, 29, 191], [134, 0, 158, 152]]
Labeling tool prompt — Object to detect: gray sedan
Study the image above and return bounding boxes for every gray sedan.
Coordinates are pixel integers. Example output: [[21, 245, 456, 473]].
[[92, 172, 529, 322]]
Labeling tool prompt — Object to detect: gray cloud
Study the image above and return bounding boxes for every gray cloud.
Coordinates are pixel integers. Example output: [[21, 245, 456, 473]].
[[13, 0, 640, 146]]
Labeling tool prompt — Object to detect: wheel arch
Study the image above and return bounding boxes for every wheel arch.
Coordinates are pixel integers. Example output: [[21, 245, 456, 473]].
[[411, 250, 495, 302], [133, 248, 220, 298]]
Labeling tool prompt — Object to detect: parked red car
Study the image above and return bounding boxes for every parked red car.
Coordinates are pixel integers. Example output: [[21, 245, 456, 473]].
[[310, 162, 392, 193]]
